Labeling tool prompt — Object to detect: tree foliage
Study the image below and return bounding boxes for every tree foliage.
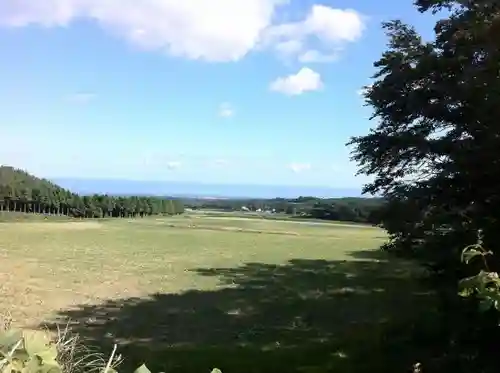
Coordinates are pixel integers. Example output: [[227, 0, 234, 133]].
[[0, 166, 184, 218], [349, 0, 500, 267], [348, 0, 500, 371]]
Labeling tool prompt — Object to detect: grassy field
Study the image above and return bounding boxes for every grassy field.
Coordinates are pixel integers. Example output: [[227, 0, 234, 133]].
[[0, 213, 434, 373]]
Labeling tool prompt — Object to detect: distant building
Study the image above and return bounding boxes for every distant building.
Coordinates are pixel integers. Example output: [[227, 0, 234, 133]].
[[241, 206, 250, 211]]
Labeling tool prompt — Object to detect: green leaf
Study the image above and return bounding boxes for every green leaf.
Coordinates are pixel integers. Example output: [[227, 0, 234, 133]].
[[22, 330, 50, 356], [11, 349, 30, 362], [22, 356, 43, 373], [491, 293, 500, 311], [10, 358, 25, 372], [476, 270, 495, 292], [2, 362, 14, 373], [133, 363, 152, 373], [33, 356, 61, 373], [0, 330, 22, 351], [458, 275, 480, 296], [40, 363, 62, 373], [34, 345, 58, 363], [458, 287, 474, 297], [461, 247, 484, 264], [479, 298, 494, 312], [211, 369, 223, 373]]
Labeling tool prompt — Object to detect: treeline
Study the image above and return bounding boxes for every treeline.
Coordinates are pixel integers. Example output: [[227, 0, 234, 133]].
[[184, 196, 385, 224], [0, 166, 184, 218]]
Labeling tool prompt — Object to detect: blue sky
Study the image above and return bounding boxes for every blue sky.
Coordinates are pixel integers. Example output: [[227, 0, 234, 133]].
[[0, 0, 437, 188]]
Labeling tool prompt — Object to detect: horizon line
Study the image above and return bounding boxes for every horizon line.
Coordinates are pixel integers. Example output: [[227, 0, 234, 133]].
[[50, 176, 363, 190]]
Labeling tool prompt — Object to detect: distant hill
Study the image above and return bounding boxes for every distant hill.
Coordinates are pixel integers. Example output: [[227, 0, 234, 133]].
[[0, 165, 184, 218], [0, 165, 75, 214], [0, 165, 67, 196]]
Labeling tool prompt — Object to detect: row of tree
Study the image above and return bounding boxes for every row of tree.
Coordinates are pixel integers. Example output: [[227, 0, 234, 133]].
[[184, 196, 385, 224], [0, 165, 382, 224], [0, 166, 184, 218]]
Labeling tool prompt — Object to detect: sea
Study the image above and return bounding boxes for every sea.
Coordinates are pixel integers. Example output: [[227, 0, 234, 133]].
[[52, 178, 364, 199]]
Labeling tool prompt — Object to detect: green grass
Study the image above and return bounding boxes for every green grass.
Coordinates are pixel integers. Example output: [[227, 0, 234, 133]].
[[0, 215, 435, 373]]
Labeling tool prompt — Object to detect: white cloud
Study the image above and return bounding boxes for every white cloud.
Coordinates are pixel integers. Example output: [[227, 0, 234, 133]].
[[218, 102, 234, 118], [166, 161, 181, 170], [263, 5, 365, 63], [0, 2, 364, 63], [0, 0, 287, 62], [270, 67, 322, 95], [65, 92, 96, 104], [298, 50, 337, 63], [288, 162, 311, 173], [274, 39, 302, 55]]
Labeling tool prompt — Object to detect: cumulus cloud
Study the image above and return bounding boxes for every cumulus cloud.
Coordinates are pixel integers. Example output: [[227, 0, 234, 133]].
[[288, 162, 311, 173], [270, 67, 322, 95], [218, 102, 234, 117], [298, 50, 337, 63], [263, 5, 365, 63], [0, 1, 364, 63], [0, 0, 285, 62]]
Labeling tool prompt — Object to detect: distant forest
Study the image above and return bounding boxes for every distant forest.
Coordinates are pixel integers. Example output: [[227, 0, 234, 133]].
[[0, 166, 185, 218], [183, 196, 384, 224], [0, 165, 384, 224]]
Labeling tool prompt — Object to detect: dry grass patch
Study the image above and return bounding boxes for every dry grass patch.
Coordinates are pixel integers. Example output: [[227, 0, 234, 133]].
[[0, 251, 143, 326], [164, 222, 300, 236]]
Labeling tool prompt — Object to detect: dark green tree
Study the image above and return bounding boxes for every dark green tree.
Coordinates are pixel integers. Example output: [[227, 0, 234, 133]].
[[0, 166, 185, 220], [348, 1, 500, 372]]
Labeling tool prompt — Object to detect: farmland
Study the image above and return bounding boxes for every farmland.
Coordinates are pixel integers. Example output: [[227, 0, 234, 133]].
[[0, 213, 434, 373]]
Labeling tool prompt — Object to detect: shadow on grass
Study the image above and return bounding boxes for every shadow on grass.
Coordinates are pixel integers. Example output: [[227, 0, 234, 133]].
[[42, 250, 438, 373]]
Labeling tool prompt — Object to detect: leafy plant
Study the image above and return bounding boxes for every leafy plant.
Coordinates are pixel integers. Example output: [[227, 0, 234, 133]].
[[459, 236, 500, 313], [0, 329, 60, 373], [0, 328, 221, 373]]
